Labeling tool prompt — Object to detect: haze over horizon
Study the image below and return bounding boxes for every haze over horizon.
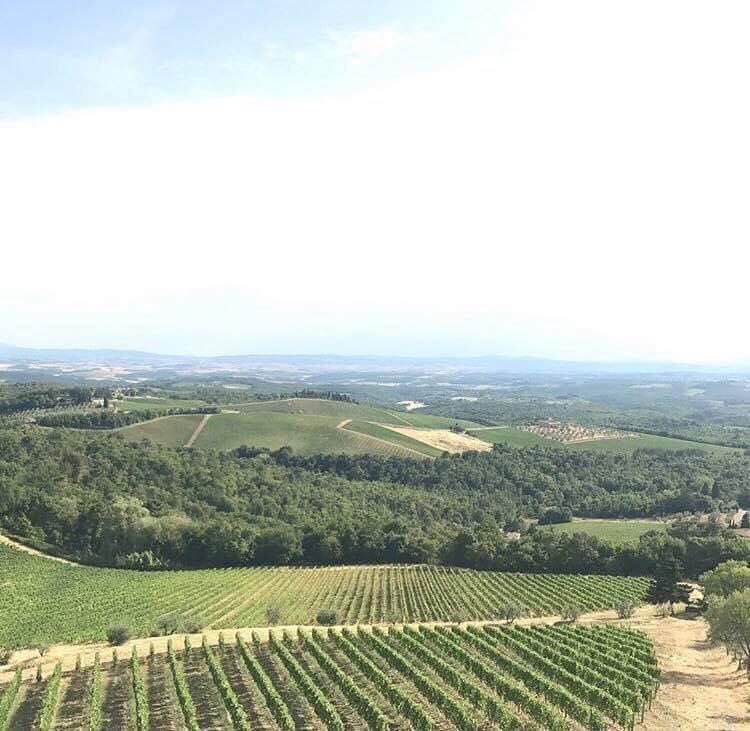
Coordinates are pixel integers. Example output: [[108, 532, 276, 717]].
[[3, 1, 749, 363]]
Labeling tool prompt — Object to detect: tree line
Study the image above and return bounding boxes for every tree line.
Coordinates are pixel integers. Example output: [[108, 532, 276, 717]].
[[36, 406, 219, 429]]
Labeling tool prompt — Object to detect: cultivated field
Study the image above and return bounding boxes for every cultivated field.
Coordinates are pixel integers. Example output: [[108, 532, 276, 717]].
[[567, 434, 740, 455], [101, 397, 738, 457], [0, 544, 650, 648], [379, 425, 493, 454], [539, 519, 668, 545], [116, 396, 206, 411], [466, 426, 555, 448], [520, 421, 630, 444], [0, 622, 659, 730], [121, 412, 205, 447], [342, 420, 443, 457]]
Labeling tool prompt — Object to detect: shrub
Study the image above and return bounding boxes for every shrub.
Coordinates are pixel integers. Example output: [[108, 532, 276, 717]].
[[616, 600, 638, 619], [498, 601, 526, 624], [265, 605, 282, 626], [107, 625, 130, 646], [154, 612, 200, 636], [316, 609, 338, 626], [561, 604, 581, 622], [0, 647, 10, 666]]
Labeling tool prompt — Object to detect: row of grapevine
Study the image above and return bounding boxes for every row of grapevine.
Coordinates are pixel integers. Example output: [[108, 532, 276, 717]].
[[485, 625, 635, 728], [416, 625, 570, 731], [357, 626, 477, 730], [238, 634, 295, 730], [87, 652, 104, 731], [167, 639, 200, 730], [36, 662, 62, 731], [201, 636, 249, 729], [130, 649, 149, 731], [2, 541, 655, 648], [269, 630, 345, 730], [334, 628, 433, 731], [456, 625, 606, 729], [0, 669, 21, 727], [302, 629, 389, 730], [0, 623, 660, 731], [384, 625, 528, 730]]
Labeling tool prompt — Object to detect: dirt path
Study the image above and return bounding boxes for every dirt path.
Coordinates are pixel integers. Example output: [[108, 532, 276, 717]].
[[0, 531, 79, 566], [184, 413, 212, 447], [588, 610, 750, 729]]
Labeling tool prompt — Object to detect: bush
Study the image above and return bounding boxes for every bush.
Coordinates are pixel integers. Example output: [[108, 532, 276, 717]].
[[153, 612, 200, 636], [265, 605, 282, 626], [498, 601, 526, 624], [315, 609, 338, 626], [107, 625, 130, 646], [0, 647, 10, 666], [616, 600, 638, 619], [561, 604, 581, 622]]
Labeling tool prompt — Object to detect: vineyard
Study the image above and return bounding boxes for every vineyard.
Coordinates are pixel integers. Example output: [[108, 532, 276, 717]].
[[0, 545, 651, 648], [0, 623, 660, 730]]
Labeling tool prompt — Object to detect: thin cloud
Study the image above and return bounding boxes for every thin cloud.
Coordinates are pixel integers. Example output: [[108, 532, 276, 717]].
[[327, 25, 410, 64]]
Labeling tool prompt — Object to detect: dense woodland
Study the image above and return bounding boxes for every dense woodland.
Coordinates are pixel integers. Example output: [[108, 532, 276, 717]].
[[1, 426, 748, 577], [0, 384, 96, 415], [269, 445, 750, 517]]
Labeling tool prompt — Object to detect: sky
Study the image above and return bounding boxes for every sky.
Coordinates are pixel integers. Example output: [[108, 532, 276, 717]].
[[2, 1, 749, 362]]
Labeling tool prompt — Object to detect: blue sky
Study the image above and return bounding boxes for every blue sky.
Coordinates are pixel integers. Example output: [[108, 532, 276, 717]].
[[1, 1, 514, 117], [2, 2, 750, 361]]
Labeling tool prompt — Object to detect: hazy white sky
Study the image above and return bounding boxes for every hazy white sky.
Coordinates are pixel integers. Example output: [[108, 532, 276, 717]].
[[2, 1, 749, 361]]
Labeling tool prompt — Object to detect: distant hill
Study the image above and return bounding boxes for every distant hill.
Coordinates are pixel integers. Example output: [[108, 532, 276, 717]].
[[2, 342, 749, 375]]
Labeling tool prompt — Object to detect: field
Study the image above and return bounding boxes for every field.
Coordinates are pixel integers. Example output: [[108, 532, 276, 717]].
[[466, 426, 555, 447], [192, 413, 423, 456], [121, 412, 205, 447], [184, 399, 486, 455], [343, 420, 443, 456], [567, 434, 740, 455], [115, 396, 206, 411], [0, 623, 659, 731], [539, 519, 668, 544], [99, 397, 740, 458], [0, 544, 650, 648]]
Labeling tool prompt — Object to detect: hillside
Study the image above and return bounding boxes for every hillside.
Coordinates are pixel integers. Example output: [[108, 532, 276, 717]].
[[117, 397, 737, 457]]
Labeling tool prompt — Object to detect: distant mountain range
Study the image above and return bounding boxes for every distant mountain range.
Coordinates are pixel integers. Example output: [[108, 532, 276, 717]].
[[1, 342, 749, 376]]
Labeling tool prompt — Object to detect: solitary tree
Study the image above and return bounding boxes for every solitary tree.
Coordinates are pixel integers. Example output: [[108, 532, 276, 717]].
[[706, 589, 750, 674], [498, 601, 526, 624], [649, 556, 682, 614]]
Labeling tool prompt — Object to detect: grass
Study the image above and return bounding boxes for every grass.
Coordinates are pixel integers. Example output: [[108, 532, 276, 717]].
[[343, 420, 443, 457], [0, 543, 651, 648], [121, 413, 205, 447], [538, 518, 668, 544]]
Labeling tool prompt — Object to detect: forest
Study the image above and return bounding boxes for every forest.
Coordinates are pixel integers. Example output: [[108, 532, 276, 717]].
[[0, 426, 747, 577]]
